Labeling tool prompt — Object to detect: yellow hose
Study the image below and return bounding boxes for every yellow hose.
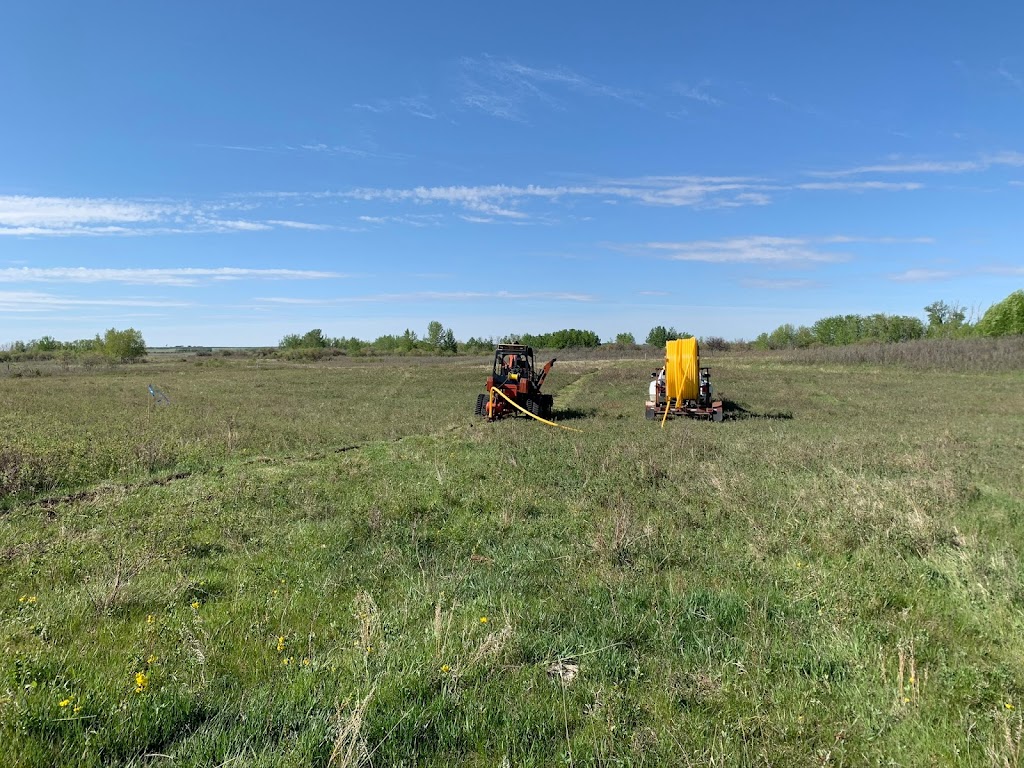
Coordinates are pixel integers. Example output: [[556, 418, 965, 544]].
[[488, 386, 583, 433], [660, 397, 671, 429]]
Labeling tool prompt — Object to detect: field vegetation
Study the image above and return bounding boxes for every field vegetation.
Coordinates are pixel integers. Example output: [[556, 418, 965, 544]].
[[1, 346, 1023, 766]]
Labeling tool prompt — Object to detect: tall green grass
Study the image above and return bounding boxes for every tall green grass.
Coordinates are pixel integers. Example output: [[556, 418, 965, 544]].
[[2, 356, 1022, 765]]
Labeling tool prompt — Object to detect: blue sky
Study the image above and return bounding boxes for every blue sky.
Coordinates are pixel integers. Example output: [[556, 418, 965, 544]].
[[2, 1, 1022, 346]]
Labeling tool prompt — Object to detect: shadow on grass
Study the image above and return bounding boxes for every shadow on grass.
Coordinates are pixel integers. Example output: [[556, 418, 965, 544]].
[[722, 399, 793, 421], [552, 407, 597, 421]]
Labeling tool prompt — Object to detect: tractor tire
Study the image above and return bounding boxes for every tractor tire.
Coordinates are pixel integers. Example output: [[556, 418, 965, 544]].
[[540, 395, 553, 419], [474, 393, 487, 416]]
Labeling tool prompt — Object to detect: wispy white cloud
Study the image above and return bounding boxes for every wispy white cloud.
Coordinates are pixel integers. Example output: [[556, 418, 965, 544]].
[[0, 195, 171, 229], [220, 142, 409, 160], [340, 176, 775, 217], [616, 233, 930, 265], [0, 291, 192, 313], [0, 195, 346, 237], [0, 267, 347, 286], [741, 278, 821, 289], [352, 96, 438, 120], [256, 290, 595, 305], [809, 152, 1024, 178], [672, 80, 722, 106], [265, 219, 334, 231], [796, 181, 924, 191], [820, 235, 935, 244], [887, 269, 958, 282], [997, 62, 1023, 90], [457, 55, 644, 121], [632, 236, 848, 264], [358, 213, 443, 227]]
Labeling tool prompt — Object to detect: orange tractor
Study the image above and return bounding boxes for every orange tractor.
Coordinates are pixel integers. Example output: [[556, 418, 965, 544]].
[[475, 344, 557, 421]]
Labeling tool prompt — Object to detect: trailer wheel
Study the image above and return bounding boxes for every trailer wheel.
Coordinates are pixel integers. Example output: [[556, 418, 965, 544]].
[[712, 409, 724, 423], [474, 393, 487, 416]]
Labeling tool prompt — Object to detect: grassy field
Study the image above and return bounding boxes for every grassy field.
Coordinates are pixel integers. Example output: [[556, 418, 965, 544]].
[[2, 353, 1023, 766]]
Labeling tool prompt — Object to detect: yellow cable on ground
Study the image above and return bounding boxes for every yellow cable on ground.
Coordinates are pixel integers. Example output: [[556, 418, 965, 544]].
[[661, 397, 671, 429], [488, 386, 583, 433]]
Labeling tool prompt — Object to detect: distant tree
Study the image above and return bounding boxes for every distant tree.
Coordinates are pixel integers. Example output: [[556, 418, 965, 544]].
[[701, 336, 730, 352], [924, 301, 967, 338], [645, 326, 690, 346], [103, 327, 147, 362], [646, 326, 669, 347], [300, 328, 328, 348], [614, 332, 636, 346], [977, 290, 1024, 337], [426, 320, 445, 349], [280, 333, 302, 349], [767, 323, 798, 350], [399, 329, 418, 352], [442, 328, 457, 353], [32, 335, 62, 352]]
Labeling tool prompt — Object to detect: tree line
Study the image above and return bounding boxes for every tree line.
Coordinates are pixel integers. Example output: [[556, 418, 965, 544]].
[[1, 328, 147, 363], [752, 291, 1024, 350], [7, 291, 1021, 363]]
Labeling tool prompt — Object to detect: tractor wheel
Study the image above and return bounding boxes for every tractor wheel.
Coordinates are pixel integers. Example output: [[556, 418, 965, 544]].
[[526, 398, 542, 417], [474, 393, 487, 416], [540, 395, 553, 419]]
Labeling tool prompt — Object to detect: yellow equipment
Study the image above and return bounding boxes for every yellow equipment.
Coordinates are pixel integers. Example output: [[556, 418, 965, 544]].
[[645, 338, 723, 422], [664, 337, 699, 402]]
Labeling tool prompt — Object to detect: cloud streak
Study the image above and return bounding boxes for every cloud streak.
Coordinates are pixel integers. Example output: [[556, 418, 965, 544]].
[[458, 55, 644, 121], [616, 234, 932, 265], [0, 291, 192, 313], [810, 151, 1024, 177], [256, 290, 595, 305], [887, 269, 957, 282], [0, 267, 348, 287], [0, 196, 341, 237]]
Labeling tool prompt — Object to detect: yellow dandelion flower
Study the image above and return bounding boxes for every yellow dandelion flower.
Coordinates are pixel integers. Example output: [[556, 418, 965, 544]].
[[73, 705, 82, 714], [18, 595, 26, 604], [302, 658, 311, 667], [281, 656, 294, 666], [365, 645, 373, 652], [441, 664, 450, 673], [147, 655, 158, 665], [28, 595, 37, 604], [908, 676, 915, 684], [146, 614, 155, 625], [59, 697, 73, 708], [902, 696, 910, 704], [271, 589, 279, 596], [276, 636, 286, 653], [190, 600, 200, 610], [1007, 702, 1016, 711], [134, 671, 149, 693], [479, 616, 488, 624]]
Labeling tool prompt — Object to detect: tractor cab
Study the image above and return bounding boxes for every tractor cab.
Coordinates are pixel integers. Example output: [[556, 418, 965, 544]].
[[492, 344, 536, 385]]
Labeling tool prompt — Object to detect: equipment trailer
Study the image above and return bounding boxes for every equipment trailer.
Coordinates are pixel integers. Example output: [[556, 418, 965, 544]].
[[645, 338, 723, 422]]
